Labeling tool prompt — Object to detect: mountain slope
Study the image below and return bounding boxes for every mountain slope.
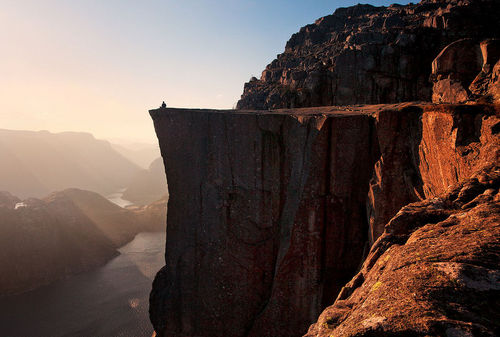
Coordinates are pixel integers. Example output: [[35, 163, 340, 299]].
[[0, 192, 117, 295], [110, 142, 160, 169], [0, 129, 141, 199], [0, 188, 166, 296], [122, 157, 168, 205]]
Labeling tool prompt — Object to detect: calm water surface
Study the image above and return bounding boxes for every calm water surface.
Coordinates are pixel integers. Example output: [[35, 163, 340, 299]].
[[0, 232, 165, 337]]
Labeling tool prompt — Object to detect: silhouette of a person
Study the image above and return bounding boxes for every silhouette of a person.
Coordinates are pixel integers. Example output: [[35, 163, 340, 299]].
[[161, 101, 167, 108]]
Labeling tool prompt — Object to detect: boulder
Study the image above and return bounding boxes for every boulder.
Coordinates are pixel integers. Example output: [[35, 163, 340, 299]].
[[432, 38, 500, 103]]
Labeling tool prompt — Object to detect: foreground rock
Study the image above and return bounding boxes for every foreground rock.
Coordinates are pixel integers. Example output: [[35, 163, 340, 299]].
[[149, 103, 499, 337], [305, 165, 500, 337], [0, 188, 166, 296], [237, 0, 500, 109]]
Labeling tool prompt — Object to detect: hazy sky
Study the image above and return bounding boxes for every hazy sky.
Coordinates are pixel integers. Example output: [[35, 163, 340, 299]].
[[1, 0, 410, 143]]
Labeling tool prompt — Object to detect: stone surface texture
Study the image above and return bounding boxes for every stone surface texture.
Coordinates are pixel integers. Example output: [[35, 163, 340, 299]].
[[305, 165, 500, 337], [432, 38, 500, 103], [149, 1, 500, 336], [236, 0, 500, 110], [149, 103, 499, 337]]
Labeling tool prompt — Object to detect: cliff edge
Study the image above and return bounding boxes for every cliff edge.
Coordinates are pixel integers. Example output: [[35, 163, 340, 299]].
[[149, 103, 499, 337], [149, 0, 499, 336]]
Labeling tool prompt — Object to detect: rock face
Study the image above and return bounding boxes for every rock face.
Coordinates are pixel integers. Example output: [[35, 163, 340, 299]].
[[431, 38, 500, 103], [305, 165, 500, 337], [149, 1, 500, 335], [237, 0, 500, 110], [149, 103, 499, 337]]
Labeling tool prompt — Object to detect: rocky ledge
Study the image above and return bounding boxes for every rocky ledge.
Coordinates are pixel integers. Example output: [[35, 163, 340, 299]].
[[149, 103, 499, 337]]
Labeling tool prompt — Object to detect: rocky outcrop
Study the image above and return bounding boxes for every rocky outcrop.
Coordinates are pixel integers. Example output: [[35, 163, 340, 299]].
[[237, 0, 500, 110], [149, 2, 500, 335], [305, 165, 500, 337], [431, 38, 500, 103], [367, 103, 500, 243], [149, 103, 499, 337]]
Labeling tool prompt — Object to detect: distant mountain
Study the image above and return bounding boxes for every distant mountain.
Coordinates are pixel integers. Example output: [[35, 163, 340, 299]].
[[110, 142, 160, 169], [0, 129, 142, 199], [122, 157, 168, 205], [127, 194, 168, 233], [50, 188, 141, 246], [0, 188, 166, 296]]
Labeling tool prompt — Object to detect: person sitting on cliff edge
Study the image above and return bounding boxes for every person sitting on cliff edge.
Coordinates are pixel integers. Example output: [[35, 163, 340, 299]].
[[160, 101, 167, 108]]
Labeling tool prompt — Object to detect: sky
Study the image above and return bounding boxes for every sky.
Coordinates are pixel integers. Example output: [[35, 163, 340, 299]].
[[0, 0, 411, 143]]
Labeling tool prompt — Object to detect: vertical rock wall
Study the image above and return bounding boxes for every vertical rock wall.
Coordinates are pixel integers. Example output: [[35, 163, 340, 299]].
[[150, 108, 378, 337], [150, 104, 499, 337]]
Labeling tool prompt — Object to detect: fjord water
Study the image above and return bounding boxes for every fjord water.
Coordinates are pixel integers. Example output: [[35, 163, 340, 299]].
[[0, 231, 165, 337]]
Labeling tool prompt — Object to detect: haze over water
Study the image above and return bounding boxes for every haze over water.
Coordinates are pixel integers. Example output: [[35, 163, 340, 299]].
[[0, 232, 165, 337]]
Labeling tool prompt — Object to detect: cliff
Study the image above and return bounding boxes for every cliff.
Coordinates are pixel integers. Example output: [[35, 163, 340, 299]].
[[149, 103, 499, 337], [149, 0, 499, 335], [305, 165, 499, 336], [237, 0, 500, 109]]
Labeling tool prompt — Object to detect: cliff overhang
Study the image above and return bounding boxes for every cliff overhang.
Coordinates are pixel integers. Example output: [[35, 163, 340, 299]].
[[149, 102, 499, 337]]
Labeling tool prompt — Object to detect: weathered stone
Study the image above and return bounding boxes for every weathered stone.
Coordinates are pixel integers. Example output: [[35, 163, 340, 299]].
[[432, 78, 470, 103], [432, 38, 500, 103], [431, 38, 482, 84], [149, 106, 380, 337], [149, 103, 499, 337], [148, 2, 500, 336], [237, 0, 500, 109], [305, 165, 500, 337], [469, 39, 500, 102]]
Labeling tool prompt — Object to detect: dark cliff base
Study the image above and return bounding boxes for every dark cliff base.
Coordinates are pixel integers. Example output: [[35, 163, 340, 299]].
[[149, 103, 499, 337]]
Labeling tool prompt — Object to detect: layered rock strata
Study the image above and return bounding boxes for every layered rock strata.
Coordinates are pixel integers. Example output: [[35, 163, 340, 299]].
[[237, 0, 500, 109], [149, 103, 499, 337]]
